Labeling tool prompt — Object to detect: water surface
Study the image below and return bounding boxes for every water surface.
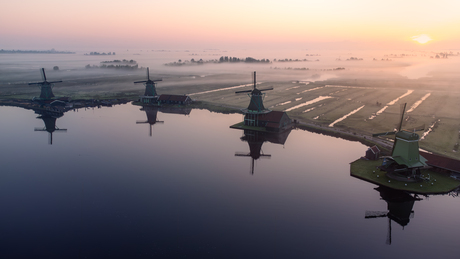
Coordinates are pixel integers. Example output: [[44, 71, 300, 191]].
[[0, 104, 459, 258]]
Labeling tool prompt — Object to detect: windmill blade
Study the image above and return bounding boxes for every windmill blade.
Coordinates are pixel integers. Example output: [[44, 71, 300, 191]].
[[406, 124, 425, 132], [235, 152, 251, 157], [372, 131, 396, 137], [260, 149, 272, 158], [54, 129, 67, 132], [41, 68, 47, 81], [253, 71, 257, 89], [386, 218, 392, 245], [235, 90, 252, 94], [136, 121, 148, 124], [365, 210, 388, 218], [34, 127, 46, 131], [29, 82, 43, 85], [147, 67, 150, 80], [397, 103, 407, 132], [259, 87, 274, 92], [48, 80, 63, 84], [157, 121, 165, 124], [134, 80, 148, 84]]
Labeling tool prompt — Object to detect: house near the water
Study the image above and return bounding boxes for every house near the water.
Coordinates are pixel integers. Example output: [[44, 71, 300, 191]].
[[134, 68, 191, 106], [157, 94, 192, 105], [244, 110, 292, 133]]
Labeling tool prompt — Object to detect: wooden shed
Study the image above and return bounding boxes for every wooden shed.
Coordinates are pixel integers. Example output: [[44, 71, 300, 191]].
[[365, 145, 381, 160]]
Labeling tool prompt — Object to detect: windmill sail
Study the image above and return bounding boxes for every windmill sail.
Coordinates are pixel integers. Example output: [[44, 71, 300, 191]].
[[372, 103, 427, 175], [134, 67, 162, 97], [397, 103, 407, 131], [235, 71, 273, 113], [35, 114, 67, 145], [28, 68, 62, 100]]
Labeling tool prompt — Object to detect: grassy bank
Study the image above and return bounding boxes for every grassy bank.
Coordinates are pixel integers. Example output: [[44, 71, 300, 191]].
[[350, 158, 460, 194]]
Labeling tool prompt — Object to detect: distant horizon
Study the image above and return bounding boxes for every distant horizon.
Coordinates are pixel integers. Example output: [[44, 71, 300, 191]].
[[2, 42, 460, 54]]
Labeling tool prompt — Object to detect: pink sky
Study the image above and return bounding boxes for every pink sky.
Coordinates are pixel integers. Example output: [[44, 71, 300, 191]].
[[2, 0, 460, 51]]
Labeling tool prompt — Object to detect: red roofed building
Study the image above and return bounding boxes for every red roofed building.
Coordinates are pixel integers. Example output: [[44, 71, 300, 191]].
[[365, 145, 381, 160], [244, 110, 292, 132], [420, 151, 460, 174]]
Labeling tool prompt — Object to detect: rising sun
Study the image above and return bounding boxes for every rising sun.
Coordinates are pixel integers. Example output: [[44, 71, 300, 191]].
[[411, 34, 432, 44]]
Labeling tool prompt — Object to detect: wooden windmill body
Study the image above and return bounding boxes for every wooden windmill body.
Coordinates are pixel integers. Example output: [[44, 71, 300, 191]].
[[235, 72, 273, 127], [29, 68, 62, 101], [134, 67, 162, 104], [373, 103, 426, 181]]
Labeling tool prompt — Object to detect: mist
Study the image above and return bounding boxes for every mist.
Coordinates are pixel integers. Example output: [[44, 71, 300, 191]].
[[2, 48, 460, 99]]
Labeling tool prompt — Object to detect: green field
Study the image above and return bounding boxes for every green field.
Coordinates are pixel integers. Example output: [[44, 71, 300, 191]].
[[184, 76, 460, 160]]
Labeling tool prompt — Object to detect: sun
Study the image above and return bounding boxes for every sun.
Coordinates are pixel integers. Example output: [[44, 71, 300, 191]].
[[411, 34, 432, 44]]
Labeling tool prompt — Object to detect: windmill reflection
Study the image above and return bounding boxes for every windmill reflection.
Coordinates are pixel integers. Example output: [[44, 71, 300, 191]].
[[136, 106, 191, 136], [136, 106, 164, 136], [235, 129, 291, 174], [365, 186, 421, 245], [34, 109, 67, 145]]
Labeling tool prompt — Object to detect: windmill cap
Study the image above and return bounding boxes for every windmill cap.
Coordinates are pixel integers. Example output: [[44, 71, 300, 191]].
[[396, 130, 419, 140]]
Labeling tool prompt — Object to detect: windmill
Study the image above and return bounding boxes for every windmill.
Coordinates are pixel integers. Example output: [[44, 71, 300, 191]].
[[136, 106, 164, 136], [235, 130, 271, 175], [234, 129, 291, 174], [28, 68, 62, 100], [34, 112, 67, 145], [365, 186, 420, 245], [372, 103, 426, 180], [134, 68, 162, 102], [235, 72, 273, 127]]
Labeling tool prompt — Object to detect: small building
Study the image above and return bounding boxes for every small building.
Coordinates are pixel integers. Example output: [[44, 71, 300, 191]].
[[244, 110, 292, 132], [365, 145, 380, 160], [157, 94, 192, 105]]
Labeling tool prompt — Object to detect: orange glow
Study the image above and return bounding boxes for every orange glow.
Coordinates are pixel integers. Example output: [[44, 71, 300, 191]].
[[2, 0, 460, 50], [412, 34, 432, 44]]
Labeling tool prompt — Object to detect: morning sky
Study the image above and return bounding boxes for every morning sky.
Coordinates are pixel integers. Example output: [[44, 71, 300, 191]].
[[1, 0, 459, 50]]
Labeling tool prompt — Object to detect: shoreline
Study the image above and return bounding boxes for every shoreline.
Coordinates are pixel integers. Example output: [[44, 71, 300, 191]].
[[0, 96, 392, 154]]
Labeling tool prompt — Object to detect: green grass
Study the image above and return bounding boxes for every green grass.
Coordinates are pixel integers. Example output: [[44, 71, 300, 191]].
[[350, 158, 460, 194]]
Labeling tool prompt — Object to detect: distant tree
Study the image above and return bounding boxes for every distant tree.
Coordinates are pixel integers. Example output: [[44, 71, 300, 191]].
[[53, 66, 59, 71]]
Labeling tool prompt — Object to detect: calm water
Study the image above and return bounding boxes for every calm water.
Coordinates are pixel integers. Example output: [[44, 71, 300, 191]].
[[0, 104, 459, 258]]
